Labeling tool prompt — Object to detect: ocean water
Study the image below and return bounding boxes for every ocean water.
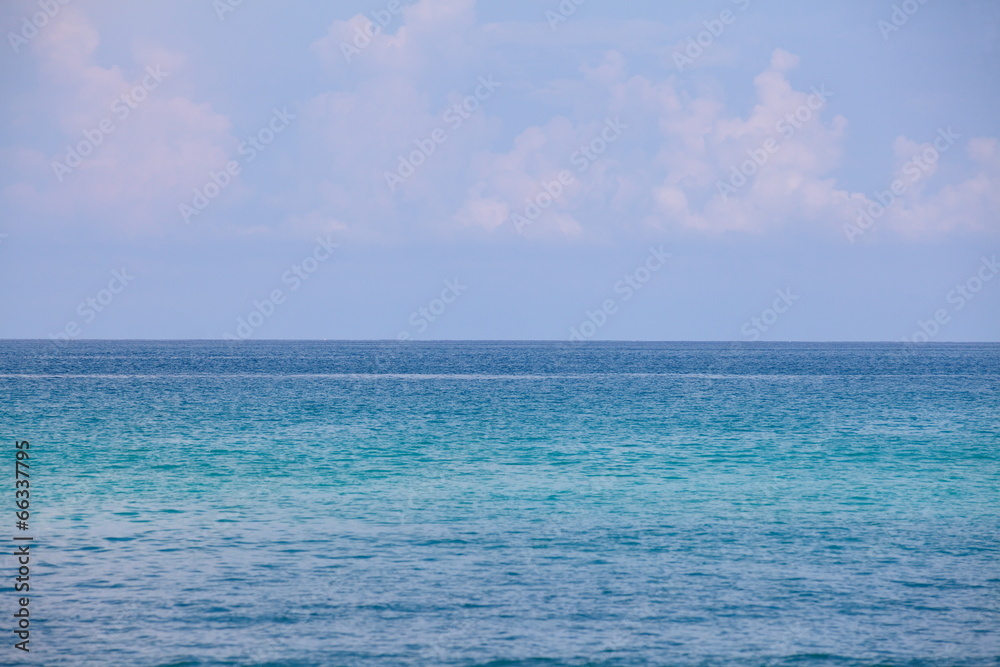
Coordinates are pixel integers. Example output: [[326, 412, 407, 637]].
[[2, 340, 999, 666]]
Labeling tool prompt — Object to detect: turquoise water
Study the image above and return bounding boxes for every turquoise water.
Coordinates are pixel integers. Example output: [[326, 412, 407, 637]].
[[2, 341, 999, 666]]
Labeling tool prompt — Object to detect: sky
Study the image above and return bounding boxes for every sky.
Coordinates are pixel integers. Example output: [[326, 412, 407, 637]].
[[0, 0, 998, 341]]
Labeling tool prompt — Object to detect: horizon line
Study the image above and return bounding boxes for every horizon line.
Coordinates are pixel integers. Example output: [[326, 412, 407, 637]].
[[3, 339, 999, 344]]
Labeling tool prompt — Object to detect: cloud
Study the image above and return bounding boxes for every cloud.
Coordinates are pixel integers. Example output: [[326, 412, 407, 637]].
[[454, 115, 608, 237], [449, 47, 853, 238], [2, 8, 234, 233], [452, 45, 999, 241], [310, 0, 476, 75], [8, 3, 996, 246], [878, 135, 1000, 238], [296, 0, 500, 240]]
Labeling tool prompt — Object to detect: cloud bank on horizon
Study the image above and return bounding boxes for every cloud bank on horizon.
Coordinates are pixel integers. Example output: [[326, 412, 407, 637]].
[[3, 0, 998, 243], [1, 0, 998, 340]]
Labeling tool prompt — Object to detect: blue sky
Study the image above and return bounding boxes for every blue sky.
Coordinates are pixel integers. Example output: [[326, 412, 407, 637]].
[[1, 0, 998, 341]]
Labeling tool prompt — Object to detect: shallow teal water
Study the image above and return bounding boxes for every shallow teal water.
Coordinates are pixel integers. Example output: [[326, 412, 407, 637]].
[[2, 341, 999, 665]]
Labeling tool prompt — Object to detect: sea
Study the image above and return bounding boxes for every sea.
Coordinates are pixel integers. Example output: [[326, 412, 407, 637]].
[[1, 340, 998, 666]]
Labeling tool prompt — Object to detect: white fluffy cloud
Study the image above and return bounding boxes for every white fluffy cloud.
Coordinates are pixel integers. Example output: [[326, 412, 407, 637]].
[[4, 2, 997, 244], [452, 48, 856, 237], [310, 0, 476, 75], [845, 133, 1000, 240], [451, 45, 1000, 241], [2, 8, 233, 232]]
